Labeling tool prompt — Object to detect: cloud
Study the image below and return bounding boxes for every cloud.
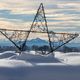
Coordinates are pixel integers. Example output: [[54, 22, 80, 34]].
[[0, 3, 8, 9], [0, 0, 80, 33], [57, 3, 80, 9], [11, 9, 36, 15], [0, 18, 32, 30], [0, 10, 35, 22]]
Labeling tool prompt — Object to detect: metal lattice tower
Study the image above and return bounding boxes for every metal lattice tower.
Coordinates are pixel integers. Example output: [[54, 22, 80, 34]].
[[0, 3, 79, 54], [25, 3, 53, 53], [25, 3, 78, 54], [0, 29, 29, 52]]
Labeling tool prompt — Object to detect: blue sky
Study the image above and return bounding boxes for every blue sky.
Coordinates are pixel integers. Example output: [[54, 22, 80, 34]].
[[0, 0, 80, 42]]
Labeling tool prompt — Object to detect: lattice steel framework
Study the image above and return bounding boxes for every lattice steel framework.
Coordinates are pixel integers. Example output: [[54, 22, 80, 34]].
[[0, 3, 79, 54], [0, 29, 29, 51]]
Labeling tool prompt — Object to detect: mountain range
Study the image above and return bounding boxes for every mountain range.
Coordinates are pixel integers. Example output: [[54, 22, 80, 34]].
[[0, 38, 80, 48]]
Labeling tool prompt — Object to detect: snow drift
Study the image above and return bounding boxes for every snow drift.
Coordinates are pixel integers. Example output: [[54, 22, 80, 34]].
[[0, 51, 80, 80], [54, 52, 80, 65]]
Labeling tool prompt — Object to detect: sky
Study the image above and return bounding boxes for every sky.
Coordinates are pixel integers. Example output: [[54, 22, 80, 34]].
[[0, 0, 80, 42]]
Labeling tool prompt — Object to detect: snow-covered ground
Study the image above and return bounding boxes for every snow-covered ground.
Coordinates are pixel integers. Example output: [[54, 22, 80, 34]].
[[0, 51, 80, 80], [54, 52, 80, 65]]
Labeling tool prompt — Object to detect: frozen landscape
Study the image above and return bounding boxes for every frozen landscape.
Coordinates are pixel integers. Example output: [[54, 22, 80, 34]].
[[0, 0, 80, 80], [0, 51, 80, 80]]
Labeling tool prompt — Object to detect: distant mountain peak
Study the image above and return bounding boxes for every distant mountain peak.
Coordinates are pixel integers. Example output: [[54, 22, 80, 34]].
[[30, 38, 46, 42], [26, 38, 48, 47], [36, 38, 42, 40]]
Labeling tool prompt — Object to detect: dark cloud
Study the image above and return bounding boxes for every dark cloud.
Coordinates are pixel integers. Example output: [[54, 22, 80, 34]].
[[45, 4, 59, 9], [0, 10, 34, 22]]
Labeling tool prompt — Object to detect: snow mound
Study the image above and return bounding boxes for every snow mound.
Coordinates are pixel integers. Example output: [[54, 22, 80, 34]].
[[0, 51, 17, 59], [0, 59, 33, 67], [1, 51, 80, 66], [11, 51, 60, 63], [0, 51, 80, 80], [0, 51, 60, 67], [54, 52, 80, 65]]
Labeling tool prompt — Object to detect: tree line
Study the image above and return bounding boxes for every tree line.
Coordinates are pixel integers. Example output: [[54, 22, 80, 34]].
[[0, 45, 79, 53]]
